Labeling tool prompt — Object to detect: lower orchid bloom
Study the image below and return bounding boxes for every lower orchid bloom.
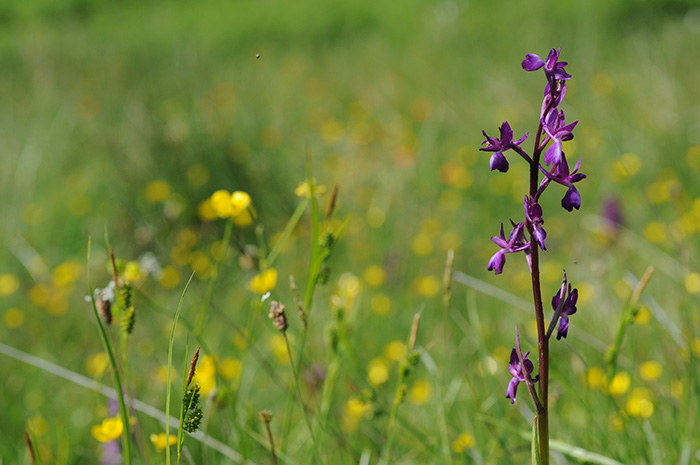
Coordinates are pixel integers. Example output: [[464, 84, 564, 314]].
[[506, 348, 539, 404], [487, 222, 531, 275]]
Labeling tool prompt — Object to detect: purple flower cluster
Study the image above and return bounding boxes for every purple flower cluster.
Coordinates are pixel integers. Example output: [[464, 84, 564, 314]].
[[551, 272, 578, 340], [506, 348, 538, 404], [482, 48, 585, 272], [478, 48, 584, 404]]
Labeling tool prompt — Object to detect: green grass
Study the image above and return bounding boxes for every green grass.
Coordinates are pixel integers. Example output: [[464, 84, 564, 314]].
[[1, 0, 700, 463]]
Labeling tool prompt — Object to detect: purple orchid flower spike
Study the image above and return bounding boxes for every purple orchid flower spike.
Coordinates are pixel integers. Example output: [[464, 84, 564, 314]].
[[522, 48, 572, 83], [506, 348, 538, 404], [487, 222, 531, 275], [552, 274, 578, 340], [540, 80, 568, 120], [524, 196, 547, 251], [542, 108, 578, 166], [540, 154, 586, 212], [480, 121, 528, 173]]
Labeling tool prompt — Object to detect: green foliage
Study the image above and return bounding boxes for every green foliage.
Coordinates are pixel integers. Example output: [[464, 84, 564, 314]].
[[0, 0, 699, 464]]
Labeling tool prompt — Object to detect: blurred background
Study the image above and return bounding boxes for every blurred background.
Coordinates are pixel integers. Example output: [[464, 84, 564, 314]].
[[1, 0, 700, 463]]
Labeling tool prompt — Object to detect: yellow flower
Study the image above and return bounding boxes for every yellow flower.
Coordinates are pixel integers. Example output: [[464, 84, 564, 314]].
[[626, 388, 654, 419], [210, 190, 234, 217], [370, 293, 392, 316], [634, 305, 652, 325], [86, 352, 110, 377], [341, 397, 370, 434], [150, 432, 177, 450], [367, 357, 389, 387], [159, 266, 181, 290], [123, 261, 145, 283], [51, 261, 81, 288], [384, 341, 407, 362], [230, 191, 252, 214], [91, 417, 123, 442], [585, 366, 606, 391], [220, 357, 243, 381], [248, 268, 277, 294], [639, 360, 662, 381], [451, 432, 475, 453], [145, 180, 171, 203], [409, 379, 432, 405], [411, 233, 434, 256], [197, 199, 218, 221], [193, 355, 217, 396], [269, 334, 290, 364], [232, 206, 255, 227], [412, 275, 441, 298], [295, 180, 327, 198], [0, 273, 20, 296], [4, 308, 25, 328], [684, 272, 700, 294], [608, 372, 630, 397], [28, 416, 48, 437], [363, 265, 386, 287]]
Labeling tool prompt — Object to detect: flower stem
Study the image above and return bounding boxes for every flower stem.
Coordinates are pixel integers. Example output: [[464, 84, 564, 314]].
[[283, 333, 322, 465], [87, 238, 132, 465], [530, 123, 549, 465], [194, 216, 234, 336]]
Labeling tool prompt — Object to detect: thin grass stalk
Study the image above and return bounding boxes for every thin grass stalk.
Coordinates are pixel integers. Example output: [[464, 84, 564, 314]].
[[195, 217, 233, 336], [165, 272, 196, 465], [259, 411, 278, 465], [282, 160, 322, 448], [437, 249, 454, 465], [87, 238, 132, 465], [176, 343, 200, 465], [605, 266, 655, 381], [283, 332, 322, 465], [175, 342, 190, 465], [267, 199, 309, 268], [25, 424, 43, 465], [379, 313, 421, 465]]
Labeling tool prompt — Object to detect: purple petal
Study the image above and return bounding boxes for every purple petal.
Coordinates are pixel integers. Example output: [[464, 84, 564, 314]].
[[487, 250, 506, 275], [560, 120, 578, 138], [562, 187, 581, 212], [499, 122, 514, 145], [572, 157, 582, 173], [552, 67, 572, 81], [545, 48, 560, 69], [543, 140, 562, 166], [514, 132, 529, 146], [570, 173, 587, 183], [506, 377, 519, 403], [522, 53, 544, 71], [489, 152, 509, 172], [556, 316, 570, 340], [534, 227, 547, 251]]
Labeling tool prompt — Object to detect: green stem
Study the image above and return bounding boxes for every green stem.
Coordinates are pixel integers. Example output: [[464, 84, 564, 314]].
[[165, 272, 196, 465], [282, 164, 322, 449], [87, 238, 132, 465], [283, 333, 322, 465], [529, 117, 549, 465], [176, 342, 190, 465], [267, 199, 308, 268], [195, 217, 234, 336], [379, 313, 421, 465], [606, 266, 655, 381]]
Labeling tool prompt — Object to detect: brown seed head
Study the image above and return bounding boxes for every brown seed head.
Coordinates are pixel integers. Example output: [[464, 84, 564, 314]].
[[186, 347, 201, 388], [259, 409, 272, 423], [268, 301, 288, 332]]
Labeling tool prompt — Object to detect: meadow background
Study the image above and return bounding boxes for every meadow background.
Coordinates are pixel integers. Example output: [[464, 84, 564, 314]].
[[1, 0, 700, 463]]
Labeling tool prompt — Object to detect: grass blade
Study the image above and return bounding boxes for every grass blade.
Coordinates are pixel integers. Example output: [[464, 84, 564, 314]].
[[166, 271, 196, 465]]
